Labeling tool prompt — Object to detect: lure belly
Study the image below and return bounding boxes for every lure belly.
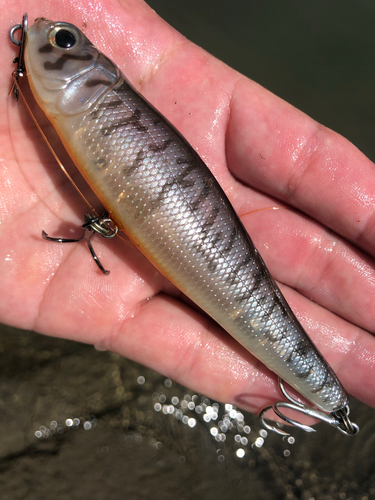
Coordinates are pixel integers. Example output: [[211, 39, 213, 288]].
[[10, 15, 358, 434]]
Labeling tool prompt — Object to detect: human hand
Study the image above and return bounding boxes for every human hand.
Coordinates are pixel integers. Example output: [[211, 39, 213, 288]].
[[1, 0, 375, 417]]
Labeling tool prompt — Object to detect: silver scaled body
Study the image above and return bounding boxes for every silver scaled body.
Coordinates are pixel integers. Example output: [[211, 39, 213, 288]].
[[24, 18, 348, 413]]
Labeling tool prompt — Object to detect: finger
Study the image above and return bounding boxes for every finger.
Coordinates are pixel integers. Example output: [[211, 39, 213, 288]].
[[228, 187, 375, 334], [226, 78, 375, 255]]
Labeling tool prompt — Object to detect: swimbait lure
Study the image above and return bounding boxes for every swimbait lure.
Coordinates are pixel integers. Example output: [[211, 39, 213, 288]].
[[9, 14, 358, 436]]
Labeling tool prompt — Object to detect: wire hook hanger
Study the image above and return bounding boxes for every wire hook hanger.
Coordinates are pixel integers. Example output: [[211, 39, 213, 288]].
[[9, 13, 28, 100], [9, 14, 120, 274]]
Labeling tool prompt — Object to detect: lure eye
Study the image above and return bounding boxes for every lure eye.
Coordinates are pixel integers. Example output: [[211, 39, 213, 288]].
[[49, 24, 80, 50], [55, 29, 77, 49]]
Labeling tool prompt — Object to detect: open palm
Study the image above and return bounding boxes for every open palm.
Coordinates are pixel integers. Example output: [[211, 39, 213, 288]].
[[1, 0, 375, 417]]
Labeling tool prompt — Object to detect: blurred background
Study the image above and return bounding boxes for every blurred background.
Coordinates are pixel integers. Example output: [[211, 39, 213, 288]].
[[1, 1, 375, 498]]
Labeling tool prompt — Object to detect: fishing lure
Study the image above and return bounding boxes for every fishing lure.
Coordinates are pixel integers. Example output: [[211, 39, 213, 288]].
[[9, 14, 358, 436]]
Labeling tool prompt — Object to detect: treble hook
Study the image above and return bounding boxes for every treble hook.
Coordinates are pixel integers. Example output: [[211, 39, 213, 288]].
[[259, 377, 359, 437], [42, 212, 119, 275], [9, 13, 28, 100]]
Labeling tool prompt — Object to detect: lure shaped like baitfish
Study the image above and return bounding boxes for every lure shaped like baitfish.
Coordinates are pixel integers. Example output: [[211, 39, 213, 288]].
[[9, 14, 358, 436]]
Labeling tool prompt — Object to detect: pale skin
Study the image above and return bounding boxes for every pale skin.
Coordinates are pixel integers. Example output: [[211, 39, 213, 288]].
[[1, 0, 375, 421]]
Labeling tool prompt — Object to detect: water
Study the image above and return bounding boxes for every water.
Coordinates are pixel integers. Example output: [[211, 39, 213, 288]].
[[2, 2, 375, 498], [1, 325, 375, 499]]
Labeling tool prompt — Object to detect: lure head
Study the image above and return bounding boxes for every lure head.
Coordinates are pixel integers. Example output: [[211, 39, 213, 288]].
[[25, 18, 118, 117]]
